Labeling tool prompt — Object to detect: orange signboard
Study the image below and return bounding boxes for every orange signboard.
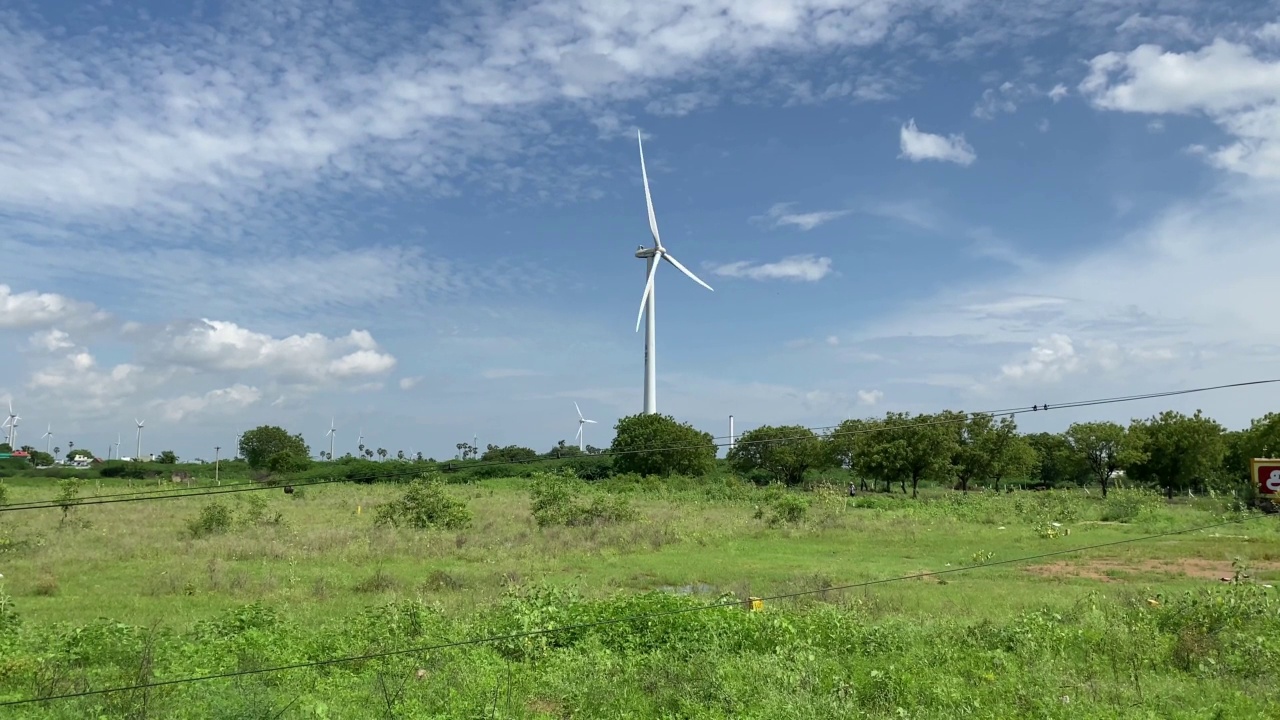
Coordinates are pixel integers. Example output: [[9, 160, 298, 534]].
[[1251, 458, 1280, 496]]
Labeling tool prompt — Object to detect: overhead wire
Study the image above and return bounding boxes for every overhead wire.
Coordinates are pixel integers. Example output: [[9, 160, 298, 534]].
[[0, 510, 1272, 708], [2, 376, 1277, 515]]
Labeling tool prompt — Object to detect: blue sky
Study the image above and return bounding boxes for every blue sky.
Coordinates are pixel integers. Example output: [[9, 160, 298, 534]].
[[2, 0, 1280, 461]]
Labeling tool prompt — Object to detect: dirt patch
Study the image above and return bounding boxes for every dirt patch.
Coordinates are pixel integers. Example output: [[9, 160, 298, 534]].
[[1026, 558, 1280, 583]]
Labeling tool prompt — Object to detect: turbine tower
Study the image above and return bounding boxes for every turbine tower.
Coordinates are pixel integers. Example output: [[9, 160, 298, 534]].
[[114, 433, 122, 461], [325, 417, 336, 460], [134, 418, 145, 461], [574, 402, 597, 452], [633, 130, 714, 414], [42, 423, 53, 456]]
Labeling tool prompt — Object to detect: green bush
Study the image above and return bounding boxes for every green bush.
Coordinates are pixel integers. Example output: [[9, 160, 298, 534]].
[[754, 493, 809, 527], [529, 470, 637, 527], [188, 501, 234, 538], [374, 474, 472, 530]]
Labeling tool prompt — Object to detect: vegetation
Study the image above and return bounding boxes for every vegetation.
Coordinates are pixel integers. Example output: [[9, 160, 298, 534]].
[[1, 404, 1279, 716], [238, 425, 310, 471], [609, 412, 716, 477]]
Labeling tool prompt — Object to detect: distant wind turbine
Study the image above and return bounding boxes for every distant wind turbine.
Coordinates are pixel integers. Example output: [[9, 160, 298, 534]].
[[42, 423, 53, 456], [4, 400, 20, 449], [325, 417, 336, 460], [134, 418, 145, 460], [114, 433, 122, 460], [632, 129, 714, 414], [574, 402, 597, 452]]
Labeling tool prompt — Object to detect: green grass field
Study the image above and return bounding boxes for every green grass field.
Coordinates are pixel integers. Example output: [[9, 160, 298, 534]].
[[1, 473, 1278, 718]]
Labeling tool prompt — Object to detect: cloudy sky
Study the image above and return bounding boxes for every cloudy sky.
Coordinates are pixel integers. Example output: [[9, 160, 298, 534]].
[[3, 0, 1279, 461]]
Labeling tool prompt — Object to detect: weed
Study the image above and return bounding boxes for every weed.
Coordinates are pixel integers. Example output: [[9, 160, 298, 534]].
[[187, 501, 234, 538]]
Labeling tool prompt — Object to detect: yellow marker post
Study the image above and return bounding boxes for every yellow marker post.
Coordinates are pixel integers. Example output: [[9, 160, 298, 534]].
[[357, 505, 362, 516], [747, 597, 764, 612]]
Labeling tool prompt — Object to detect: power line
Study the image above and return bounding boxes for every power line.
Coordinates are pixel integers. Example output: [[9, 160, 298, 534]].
[[0, 511, 1270, 708], [2, 376, 1276, 515]]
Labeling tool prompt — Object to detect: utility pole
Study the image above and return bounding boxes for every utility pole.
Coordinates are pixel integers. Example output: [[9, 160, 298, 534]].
[[214, 445, 221, 486]]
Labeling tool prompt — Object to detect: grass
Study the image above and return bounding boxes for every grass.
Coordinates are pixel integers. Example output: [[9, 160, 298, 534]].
[[1, 473, 1278, 717]]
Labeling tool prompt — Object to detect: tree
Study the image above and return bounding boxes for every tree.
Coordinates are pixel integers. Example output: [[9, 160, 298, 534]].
[[824, 418, 876, 490], [543, 440, 583, 458], [856, 412, 957, 498], [1064, 421, 1138, 497], [239, 425, 310, 470], [27, 449, 54, 466], [950, 413, 997, 493], [1126, 410, 1225, 498], [1024, 432, 1088, 487], [610, 413, 715, 477], [267, 450, 312, 474], [727, 425, 827, 485], [156, 450, 178, 464], [989, 427, 1039, 490], [481, 444, 539, 463], [0, 443, 10, 454], [67, 448, 93, 461]]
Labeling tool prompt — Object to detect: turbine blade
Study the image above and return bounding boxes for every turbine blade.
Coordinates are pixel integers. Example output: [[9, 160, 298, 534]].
[[574, 401, 584, 420], [585, 419, 597, 424], [638, 130, 662, 250], [661, 252, 714, 292], [634, 257, 659, 332]]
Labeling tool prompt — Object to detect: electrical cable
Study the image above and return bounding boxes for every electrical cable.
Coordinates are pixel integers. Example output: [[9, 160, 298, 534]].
[[0, 511, 1271, 708], [2, 377, 1276, 514]]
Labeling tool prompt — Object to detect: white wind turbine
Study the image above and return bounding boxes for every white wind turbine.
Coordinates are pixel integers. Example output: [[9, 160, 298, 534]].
[[114, 433, 122, 461], [4, 401, 20, 450], [42, 423, 53, 456], [134, 418, 145, 461], [325, 417, 336, 460], [574, 402, 597, 452], [632, 130, 714, 414]]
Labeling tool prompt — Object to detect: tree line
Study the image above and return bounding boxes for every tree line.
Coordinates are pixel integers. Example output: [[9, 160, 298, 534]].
[[605, 409, 1279, 501], [153, 408, 1280, 504]]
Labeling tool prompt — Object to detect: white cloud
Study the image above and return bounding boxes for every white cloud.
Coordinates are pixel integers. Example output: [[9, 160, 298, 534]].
[[708, 255, 833, 282], [29, 329, 74, 352], [898, 119, 977, 165], [1079, 39, 1280, 178], [398, 376, 423, 390], [1049, 83, 1069, 102], [154, 384, 263, 423], [160, 319, 396, 384], [1037, 118, 1050, 133], [856, 389, 883, 406], [999, 334, 1083, 383], [0, 284, 106, 330], [757, 202, 851, 231]]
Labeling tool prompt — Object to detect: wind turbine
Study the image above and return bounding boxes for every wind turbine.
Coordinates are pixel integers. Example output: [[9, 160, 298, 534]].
[[42, 423, 53, 456], [633, 129, 714, 414], [134, 418, 145, 461], [114, 433, 122, 461], [4, 401, 20, 450], [325, 417, 336, 461], [574, 402, 597, 452]]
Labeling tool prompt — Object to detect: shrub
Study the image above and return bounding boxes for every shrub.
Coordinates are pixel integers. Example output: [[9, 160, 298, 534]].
[[529, 470, 637, 527], [375, 474, 472, 530], [754, 493, 809, 527], [99, 461, 148, 479], [55, 478, 84, 527], [188, 501, 234, 538], [0, 481, 7, 507]]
